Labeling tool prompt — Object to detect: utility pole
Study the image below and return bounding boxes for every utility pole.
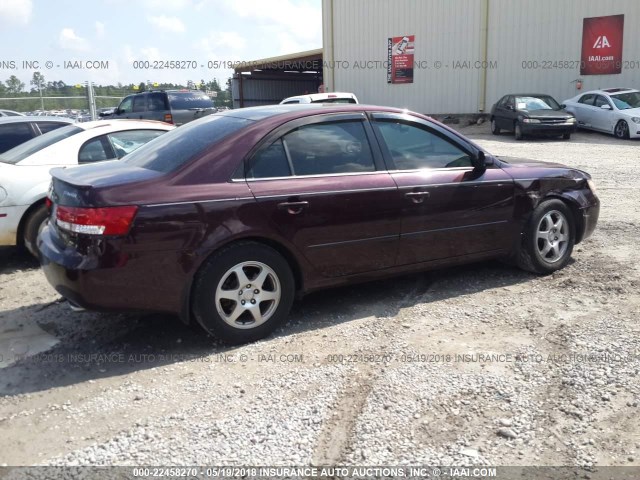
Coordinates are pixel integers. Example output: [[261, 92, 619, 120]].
[[86, 81, 97, 120], [39, 78, 44, 111]]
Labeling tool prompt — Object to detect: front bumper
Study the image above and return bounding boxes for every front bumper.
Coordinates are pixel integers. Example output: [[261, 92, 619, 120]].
[[0, 204, 30, 246], [580, 200, 600, 243], [521, 122, 577, 136]]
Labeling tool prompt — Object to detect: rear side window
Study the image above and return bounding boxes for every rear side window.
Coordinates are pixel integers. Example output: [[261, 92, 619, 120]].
[[248, 139, 291, 179], [0, 122, 33, 153], [147, 92, 167, 111], [133, 95, 147, 113], [284, 121, 374, 176], [123, 115, 251, 173], [168, 92, 214, 110], [0, 125, 83, 163]]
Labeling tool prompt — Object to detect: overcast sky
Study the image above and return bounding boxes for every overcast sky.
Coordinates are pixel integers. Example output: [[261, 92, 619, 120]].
[[0, 0, 322, 88]]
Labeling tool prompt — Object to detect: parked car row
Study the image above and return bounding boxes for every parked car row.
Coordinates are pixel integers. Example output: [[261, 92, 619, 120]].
[[490, 87, 640, 141]]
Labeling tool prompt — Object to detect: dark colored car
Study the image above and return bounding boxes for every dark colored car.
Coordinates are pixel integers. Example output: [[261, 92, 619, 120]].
[[0, 116, 73, 154], [39, 104, 600, 344], [490, 94, 577, 140], [105, 90, 216, 126]]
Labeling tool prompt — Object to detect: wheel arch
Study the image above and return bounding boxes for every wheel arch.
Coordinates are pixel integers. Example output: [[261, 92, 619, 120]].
[[179, 235, 305, 325], [16, 196, 47, 246], [538, 193, 585, 244]]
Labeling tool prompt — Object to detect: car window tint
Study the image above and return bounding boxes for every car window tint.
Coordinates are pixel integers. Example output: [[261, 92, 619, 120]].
[[123, 115, 252, 173], [498, 96, 509, 107], [133, 95, 147, 113], [578, 94, 596, 105], [119, 96, 133, 113], [167, 92, 214, 110], [0, 122, 33, 153], [107, 129, 165, 158], [283, 121, 375, 176], [36, 121, 67, 134], [248, 138, 291, 179], [148, 93, 167, 111], [282, 100, 301, 104], [375, 120, 472, 170], [78, 137, 111, 163], [594, 96, 611, 108], [0, 125, 83, 164]]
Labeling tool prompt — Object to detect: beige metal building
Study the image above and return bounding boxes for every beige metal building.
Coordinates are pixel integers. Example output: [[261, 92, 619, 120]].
[[322, 0, 640, 114]]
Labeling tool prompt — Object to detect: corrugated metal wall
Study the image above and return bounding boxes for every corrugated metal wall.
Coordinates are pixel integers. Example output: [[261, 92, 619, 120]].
[[323, 0, 640, 114], [232, 75, 320, 108]]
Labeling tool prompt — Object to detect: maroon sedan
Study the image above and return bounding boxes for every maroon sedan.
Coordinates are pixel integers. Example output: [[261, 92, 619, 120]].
[[39, 104, 599, 343]]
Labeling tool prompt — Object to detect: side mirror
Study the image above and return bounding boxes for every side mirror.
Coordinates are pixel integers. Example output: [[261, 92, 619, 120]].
[[472, 151, 493, 170], [505, 105, 514, 111], [560, 104, 566, 109], [601, 104, 612, 110]]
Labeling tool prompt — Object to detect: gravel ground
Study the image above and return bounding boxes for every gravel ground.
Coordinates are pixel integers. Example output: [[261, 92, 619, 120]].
[[0, 125, 639, 468]]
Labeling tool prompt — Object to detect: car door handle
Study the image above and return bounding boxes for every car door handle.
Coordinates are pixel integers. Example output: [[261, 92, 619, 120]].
[[405, 191, 430, 203], [277, 201, 309, 214]]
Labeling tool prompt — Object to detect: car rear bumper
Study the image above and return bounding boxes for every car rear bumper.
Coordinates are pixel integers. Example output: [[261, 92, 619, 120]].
[[38, 225, 186, 314], [521, 123, 577, 136], [0, 204, 30, 246]]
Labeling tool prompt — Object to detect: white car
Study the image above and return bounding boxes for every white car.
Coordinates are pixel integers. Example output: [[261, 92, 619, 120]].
[[563, 88, 640, 139], [280, 92, 358, 104], [0, 120, 174, 255]]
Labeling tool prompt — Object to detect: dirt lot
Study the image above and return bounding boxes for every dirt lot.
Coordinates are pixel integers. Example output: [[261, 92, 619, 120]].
[[0, 125, 639, 468]]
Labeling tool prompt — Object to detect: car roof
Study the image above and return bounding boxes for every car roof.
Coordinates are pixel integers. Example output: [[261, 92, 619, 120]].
[[74, 119, 175, 130], [282, 92, 357, 102], [0, 115, 75, 124], [579, 88, 638, 96], [215, 103, 403, 122], [505, 93, 556, 97]]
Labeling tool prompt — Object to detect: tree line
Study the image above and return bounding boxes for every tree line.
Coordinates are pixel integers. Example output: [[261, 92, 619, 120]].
[[0, 72, 233, 112]]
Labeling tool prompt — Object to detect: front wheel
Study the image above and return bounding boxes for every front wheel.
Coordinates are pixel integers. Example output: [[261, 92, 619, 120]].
[[192, 242, 295, 344], [22, 204, 49, 258], [514, 122, 524, 140], [614, 120, 630, 139], [517, 199, 575, 275]]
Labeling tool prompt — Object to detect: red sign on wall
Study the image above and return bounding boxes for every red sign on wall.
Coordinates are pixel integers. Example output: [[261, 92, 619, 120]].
[[387, 35, 415, 84], [580, 15, 624, 75]]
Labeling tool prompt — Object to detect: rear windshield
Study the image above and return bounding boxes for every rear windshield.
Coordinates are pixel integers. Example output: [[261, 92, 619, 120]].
[[0, 125, 83, 164], [122, 115, 252, 173], [168, 92, 214, 110]]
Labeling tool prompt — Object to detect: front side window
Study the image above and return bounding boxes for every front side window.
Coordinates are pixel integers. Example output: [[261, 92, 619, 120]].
[[118, 96, 134, 114], [594, 96, 612, 108], [374, 120, 472, 170]]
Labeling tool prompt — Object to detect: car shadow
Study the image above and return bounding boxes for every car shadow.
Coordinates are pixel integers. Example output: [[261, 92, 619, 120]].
[[0, 246, 40, 275], [0, 259, 536, 397]]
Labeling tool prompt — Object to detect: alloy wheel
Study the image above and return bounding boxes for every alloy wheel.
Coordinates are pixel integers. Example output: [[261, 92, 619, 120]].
[[615, 121, 629, 139], [536, 210, 569, 263], [215, 261, 281, 329]]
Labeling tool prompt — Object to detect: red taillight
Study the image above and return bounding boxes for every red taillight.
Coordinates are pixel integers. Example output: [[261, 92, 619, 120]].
[[45, 197, 52, 210], [164, 113, 173, 124], [56, 206, 138, 236]]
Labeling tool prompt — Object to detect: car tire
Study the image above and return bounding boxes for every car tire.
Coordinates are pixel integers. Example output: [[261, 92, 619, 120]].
[[517, 199, 575, 275], [614, 120, 630, 139], [192, 241, 295, 344], [490, 119, 501, 135], [562, 133, 571, 140], [22, 204, 49, 258], [514, 122, 524, 140]]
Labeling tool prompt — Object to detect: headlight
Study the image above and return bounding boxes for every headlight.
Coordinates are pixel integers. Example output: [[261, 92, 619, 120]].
[[522, 118, 541, 124], [567, 117, 576, 124], [587, 179, 598, 195], [631, 117, 640, 124]]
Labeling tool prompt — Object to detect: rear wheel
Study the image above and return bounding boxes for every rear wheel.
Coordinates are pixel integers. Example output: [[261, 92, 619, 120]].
[[22, 204, 49, 258], [517, 199, 575, 275], [192, 242, 295, 344], [614, 120, 630, 139], [490, 118, 501, 135], [514, 122, 524, 140]]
